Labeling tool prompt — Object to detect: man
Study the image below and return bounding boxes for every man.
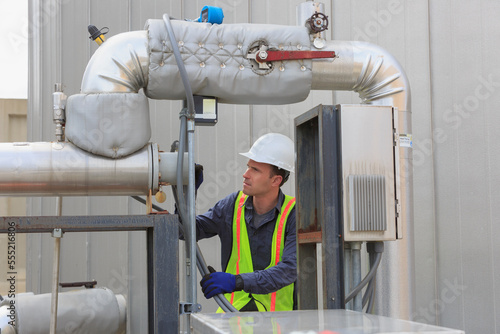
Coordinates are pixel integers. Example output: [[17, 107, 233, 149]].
[[198, 133, 296, 312]]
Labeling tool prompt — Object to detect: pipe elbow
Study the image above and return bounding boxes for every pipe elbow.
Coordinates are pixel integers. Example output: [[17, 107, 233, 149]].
[[312, 40, 410, 112], [81, 30, 150, 94]]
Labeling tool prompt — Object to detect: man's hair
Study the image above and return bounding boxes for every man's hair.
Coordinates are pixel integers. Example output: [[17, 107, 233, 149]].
[[270, 165, 290, 187]]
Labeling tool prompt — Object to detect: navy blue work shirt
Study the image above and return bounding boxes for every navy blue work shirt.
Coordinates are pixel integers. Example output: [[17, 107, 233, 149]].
[[195, 190, 297, 295]]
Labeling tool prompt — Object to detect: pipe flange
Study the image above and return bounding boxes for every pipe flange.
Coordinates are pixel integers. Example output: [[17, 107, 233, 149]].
[[246, 40, 275, 76]]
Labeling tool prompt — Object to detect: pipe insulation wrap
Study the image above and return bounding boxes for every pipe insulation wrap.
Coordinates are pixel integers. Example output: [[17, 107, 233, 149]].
[[79, 20, 313, 104], [65, 93, 151, 158], [0, 288, 126, 334], [144, 19, 312, 104]]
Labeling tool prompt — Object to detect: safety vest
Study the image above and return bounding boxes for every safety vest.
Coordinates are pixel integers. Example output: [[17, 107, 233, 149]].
[[220, 191, 296, 312]]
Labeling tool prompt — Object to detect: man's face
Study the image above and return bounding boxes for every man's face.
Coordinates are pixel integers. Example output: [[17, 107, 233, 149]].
[[242, 159, 277, 197]]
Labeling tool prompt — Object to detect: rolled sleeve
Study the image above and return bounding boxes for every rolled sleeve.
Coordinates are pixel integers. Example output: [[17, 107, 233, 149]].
[[195, 192, 238, 241]]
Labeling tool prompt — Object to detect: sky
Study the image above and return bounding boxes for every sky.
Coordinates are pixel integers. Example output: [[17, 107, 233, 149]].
[[0, 0, 28, 99]]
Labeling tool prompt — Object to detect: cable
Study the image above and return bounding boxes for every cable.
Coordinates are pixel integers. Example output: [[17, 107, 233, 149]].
[[130, 194, 237, 312], [162, 14, 195, 115], [170, 186, 237, 312], [157, 15, 237, 313], [345, 249, 383, 304], [362, 251, 376, 308]]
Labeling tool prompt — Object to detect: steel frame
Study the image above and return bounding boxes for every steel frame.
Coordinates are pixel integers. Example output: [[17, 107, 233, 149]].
[[0, 214, 179, 334], [294, 105, 345, 310]]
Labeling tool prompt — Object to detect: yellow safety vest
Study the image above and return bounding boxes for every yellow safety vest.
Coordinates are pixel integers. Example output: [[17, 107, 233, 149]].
[[219, 191, 296, 312]]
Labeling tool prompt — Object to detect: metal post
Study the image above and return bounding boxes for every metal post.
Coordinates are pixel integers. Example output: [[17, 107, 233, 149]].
[[344, 243, 352, 310], [186, 118, 197, 332], [351, 242, 362, 312], [295, 105, 345, 310], [0, 214, 179, 333], [49, 227, 62, 334]]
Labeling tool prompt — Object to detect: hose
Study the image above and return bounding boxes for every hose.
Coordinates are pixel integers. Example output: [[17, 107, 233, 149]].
[[362, 251, 377, 312], [130, 194, 237, 312], [163, 13, 198, 321], [170, 187, 237, 312], [162, 14, 195, 115], [345, 249, 383, 304], [139, 14, 236, 314]]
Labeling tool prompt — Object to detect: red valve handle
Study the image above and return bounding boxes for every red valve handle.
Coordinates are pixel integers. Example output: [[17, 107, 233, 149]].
[[256, 50, 336, 63]]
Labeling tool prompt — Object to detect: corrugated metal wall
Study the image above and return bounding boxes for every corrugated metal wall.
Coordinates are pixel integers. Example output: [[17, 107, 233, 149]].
[[26, 0, 500, 333]]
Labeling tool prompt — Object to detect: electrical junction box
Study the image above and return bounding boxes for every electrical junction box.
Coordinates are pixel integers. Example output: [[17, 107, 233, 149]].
[[294, 104, 402, 310], [338, 104, 401, 242], [193, 95, 218, 125]]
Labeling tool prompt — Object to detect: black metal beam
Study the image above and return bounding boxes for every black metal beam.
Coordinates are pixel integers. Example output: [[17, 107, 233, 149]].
[[295, 105, 345, 310], [0, 214, 179, 333]]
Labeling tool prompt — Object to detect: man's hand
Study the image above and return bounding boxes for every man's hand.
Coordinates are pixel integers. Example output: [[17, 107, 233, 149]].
[[200, 271, 236, 299]]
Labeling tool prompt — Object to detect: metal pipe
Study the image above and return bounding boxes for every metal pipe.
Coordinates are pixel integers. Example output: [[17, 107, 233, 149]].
[[344, 244, 352, 310], [0, 142, 190, 197], [186, 119, 197, 319], [49, 227, 62, 334], [80, 30, 149, 94], [350, 242, 362, 312], [311, 40, 409, 111], [311, 40, 413, 319], [0, 142, 154, 196], [162, 14, 198, 326]]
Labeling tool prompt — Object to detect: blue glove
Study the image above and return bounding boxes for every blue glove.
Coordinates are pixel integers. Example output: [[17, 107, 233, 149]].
[[200, 271, 236, 299]]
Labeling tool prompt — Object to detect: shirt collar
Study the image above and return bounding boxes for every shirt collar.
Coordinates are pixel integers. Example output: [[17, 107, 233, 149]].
[[243, 189, 285, 214]]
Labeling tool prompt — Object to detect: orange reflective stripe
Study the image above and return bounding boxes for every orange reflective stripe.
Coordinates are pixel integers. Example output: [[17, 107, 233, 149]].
[[231, 193, 247, 305], [269, 197, 296, 311]]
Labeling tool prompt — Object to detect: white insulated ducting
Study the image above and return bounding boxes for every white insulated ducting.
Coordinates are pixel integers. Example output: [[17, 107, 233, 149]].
[[66, 20, 313, 158], [0, 288, 126, 334], [1, 16, 410, 217], [65, 18, 408, 159]]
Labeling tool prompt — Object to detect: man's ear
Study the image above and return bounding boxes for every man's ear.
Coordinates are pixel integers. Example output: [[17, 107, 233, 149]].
[[271, 175, 283, 187]]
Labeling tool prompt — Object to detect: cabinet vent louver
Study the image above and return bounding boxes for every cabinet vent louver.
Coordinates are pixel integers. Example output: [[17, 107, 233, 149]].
[[348, 175, 387, 231]]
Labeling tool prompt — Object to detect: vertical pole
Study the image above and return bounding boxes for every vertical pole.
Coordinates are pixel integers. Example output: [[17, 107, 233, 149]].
[[344, 243, 352, 310], [49, 231, 61, 334], [49, 197, 63, 334], [295, 105, 345, 310], [49, 196, 63, 334], [186, 118, 197, 333], [351, 241, 362, 312]]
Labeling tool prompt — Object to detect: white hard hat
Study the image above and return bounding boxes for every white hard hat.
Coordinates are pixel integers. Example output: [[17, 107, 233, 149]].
[[240, 133, 295, 173]]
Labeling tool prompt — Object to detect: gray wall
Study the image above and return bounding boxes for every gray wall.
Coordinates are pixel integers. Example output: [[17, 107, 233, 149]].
[[26, 0, 499, 333]]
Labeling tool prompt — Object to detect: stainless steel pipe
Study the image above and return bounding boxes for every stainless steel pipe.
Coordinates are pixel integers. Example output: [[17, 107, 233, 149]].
[[0, 142, 188, 196]]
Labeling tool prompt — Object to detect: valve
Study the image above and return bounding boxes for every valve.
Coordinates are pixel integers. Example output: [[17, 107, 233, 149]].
[[309, 12, 329, 33], [196, 6, 224, 24], [247, 44, 336, 70], [53, 83, 67, 142], [88, 25, 109, 45]]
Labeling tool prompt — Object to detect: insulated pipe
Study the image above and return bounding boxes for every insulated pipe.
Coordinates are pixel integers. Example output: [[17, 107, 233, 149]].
[[0, 142, 188, 196], [78, 31, 409, 111], [311, 40, 409, 110], [0, 289, 126, 334], [311, 40, 413, 319], [80, 30, 149, 94], [16, 18, 413, 318]]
